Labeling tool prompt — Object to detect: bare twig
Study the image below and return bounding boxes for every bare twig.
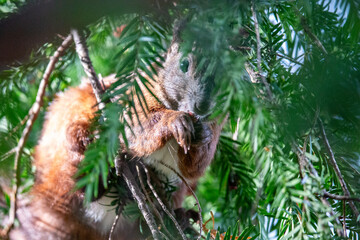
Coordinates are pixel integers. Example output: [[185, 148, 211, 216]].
[[0, 34, 73, 238], [298, 109, 320, 178], [116, 156, 161, 240], [108, 205, 124, 240], [71, 29, 105, 111], [251, 1, 273, 101], [5, 115, 29, 141], [322, 192, 360, 203], [159, 162, 203, 240], [136, 164, 171, 240], [276, 53, 304, 66], [0, 148, 16, 163], [139, 162, 187, 240], [300, 17, 327, 55], [319, 119, 360, 220], [343, 200, 346, 237]]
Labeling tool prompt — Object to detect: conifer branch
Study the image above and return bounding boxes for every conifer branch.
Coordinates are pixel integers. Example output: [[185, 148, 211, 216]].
[[276, 53, 304, 66], [0, 34, 73, 238], [319, 119, 360, 220]]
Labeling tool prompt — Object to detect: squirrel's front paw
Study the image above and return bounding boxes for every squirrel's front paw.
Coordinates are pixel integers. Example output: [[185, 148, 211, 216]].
[[169, 113, 195, 154]]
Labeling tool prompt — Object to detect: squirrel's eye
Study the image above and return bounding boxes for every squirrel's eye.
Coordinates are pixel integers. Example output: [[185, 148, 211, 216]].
[[180, 59, 189, 73]]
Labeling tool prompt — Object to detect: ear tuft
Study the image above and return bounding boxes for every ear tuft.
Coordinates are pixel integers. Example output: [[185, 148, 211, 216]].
[[172, 18, 188, 44]]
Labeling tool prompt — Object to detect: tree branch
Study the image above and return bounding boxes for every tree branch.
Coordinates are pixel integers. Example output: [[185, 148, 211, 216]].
[[319, 119, 360, 220], [108, 204, 124, 240], [322, 192, 360, 203], [71, 29, 105, 111], [136, 164, 171, 240], [0, 34, 73, 238], [116, 156, 161, 240], [300, 17, 328, 55], [276, 53, 304, 66]]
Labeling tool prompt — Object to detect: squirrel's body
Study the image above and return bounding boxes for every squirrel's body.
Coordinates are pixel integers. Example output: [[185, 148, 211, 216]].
[[10, 24, 222, 240]]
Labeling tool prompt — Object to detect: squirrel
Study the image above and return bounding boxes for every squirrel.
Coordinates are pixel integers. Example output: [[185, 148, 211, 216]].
[[10, 21, 223, 240]]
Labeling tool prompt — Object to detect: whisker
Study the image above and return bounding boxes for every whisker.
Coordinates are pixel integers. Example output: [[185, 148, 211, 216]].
[[167, 142, 178, 166]]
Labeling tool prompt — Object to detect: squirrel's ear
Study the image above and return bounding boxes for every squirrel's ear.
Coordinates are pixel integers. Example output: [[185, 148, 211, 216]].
[[172, 18, 187, 44], [168, 18, 188, 55]]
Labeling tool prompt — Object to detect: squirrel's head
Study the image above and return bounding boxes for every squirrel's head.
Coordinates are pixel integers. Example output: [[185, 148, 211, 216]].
[[158, 19, 215, 119]]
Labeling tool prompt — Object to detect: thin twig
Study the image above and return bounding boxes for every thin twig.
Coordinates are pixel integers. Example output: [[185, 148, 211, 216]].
[[300, 17, 328, 55], [116, 156, 161, 240], [108, 205, 124, 240], [251, 1, 273, 101], [5, 115, 29, 141], [322, 192, 360, 203], [343, 200, 346, 237], [276, 53, 304, 66], [71, 29, 105, 111], [139, 162, 187, 240], [319, 119, 360, 220], [0, 34, 73, 238], [0, 148, 16, 163], [292, 6, 327, 55], [136, 164, 171, 240], [159, 162, 203, 240], [298, 109, 320, 178], [297, 110, 319, 213]]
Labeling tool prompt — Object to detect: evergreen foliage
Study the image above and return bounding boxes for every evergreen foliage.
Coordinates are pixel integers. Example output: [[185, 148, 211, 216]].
[[1, 0, 359, 239]]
